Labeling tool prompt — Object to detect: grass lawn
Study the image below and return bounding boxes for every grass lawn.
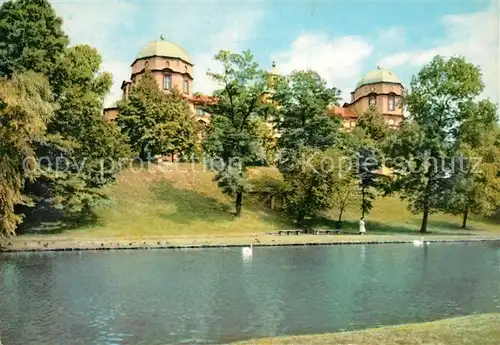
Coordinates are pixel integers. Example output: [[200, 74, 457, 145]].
[[20, 163, 500, 239], [235, 313, 500, 345]]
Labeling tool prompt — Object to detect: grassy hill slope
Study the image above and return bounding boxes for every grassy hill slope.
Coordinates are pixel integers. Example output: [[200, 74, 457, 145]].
[[23, 163, 499, 238]]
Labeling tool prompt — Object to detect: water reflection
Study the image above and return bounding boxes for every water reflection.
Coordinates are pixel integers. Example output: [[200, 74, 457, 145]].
[[1, 243, 499, 344]]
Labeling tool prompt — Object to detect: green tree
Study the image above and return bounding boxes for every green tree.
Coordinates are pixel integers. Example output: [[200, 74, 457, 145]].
[[325, 148, 359, 227], [271, 70, 341, 224], [349, 106, 388, 219], [386, 56, 484, 232], [21, 45, 131, 216], [203, 50, 270, 216], [118, 71, 197, 161], [0, 72, 53, 236], [0, 0, 69, 79], [356, 147, 381, 218], [0, 0, 131, 233], [283, 148, 336, 225], [444, 100, 500, 228]]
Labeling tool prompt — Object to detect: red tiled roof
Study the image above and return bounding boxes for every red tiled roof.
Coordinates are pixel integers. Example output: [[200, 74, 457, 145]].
[[328, 106, 358, 118], [192, 94, 218, 105]]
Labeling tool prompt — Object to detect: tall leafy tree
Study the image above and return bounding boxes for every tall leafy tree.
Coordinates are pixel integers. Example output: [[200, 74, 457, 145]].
[[271, 70, 341, 223], [0, 72, 53, 236], [27, 45, 131, 205], [349, 105, 389, 219], [0, 0, 130, 233], [386, 56, 484, 232], [0, 0, 68, 79], [283, 148, 336, 225], [203, 50, 270, 216], [118, 71, 197, 161], [444, 100, 500, 228], [356, 147, 382, 218], [325, 148, 359, 227]]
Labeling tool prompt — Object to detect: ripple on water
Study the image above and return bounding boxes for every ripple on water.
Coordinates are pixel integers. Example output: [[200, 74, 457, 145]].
[[0, 243, 499, 344]]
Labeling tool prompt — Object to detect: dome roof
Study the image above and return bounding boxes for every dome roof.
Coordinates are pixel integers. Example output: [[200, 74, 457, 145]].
[[136, 37, 191, 64], [356, 67, 401, 89]]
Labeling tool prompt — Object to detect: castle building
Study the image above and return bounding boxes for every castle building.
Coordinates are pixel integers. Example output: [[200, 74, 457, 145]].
[[330, 67, 404, 129], [104, 37, 404, 131]]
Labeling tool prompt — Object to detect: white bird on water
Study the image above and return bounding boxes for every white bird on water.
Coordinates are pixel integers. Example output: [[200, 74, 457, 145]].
[[242, 244, 253, 257], [413, 237, 430, 247]]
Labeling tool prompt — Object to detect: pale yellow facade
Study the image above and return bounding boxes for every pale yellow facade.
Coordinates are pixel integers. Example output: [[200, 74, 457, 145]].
[[332, 67, 405, 129]]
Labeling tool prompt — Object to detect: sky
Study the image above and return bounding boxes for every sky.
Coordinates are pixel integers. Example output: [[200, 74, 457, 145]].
[[46, 0, 499, 107]]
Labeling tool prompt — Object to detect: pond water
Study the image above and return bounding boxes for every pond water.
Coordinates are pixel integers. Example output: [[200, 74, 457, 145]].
[[1, 242, 499, 344]]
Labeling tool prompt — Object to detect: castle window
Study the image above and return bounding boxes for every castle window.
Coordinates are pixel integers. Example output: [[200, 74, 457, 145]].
[[196, 107, 204, 116], [388, 94, 395, 111], [183, 78, 189, 94], [163, 75, 172, 90], [369, 94, 376, 106]]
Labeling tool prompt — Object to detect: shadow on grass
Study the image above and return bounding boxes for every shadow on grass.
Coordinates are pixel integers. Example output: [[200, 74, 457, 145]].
[[18, 204, 102, 235], [151, 182, 235, 224], [411, 218, 495, 233], [303, 217, 480, 236], [303, 217, 420, 235], [151, 181, 293, 228]]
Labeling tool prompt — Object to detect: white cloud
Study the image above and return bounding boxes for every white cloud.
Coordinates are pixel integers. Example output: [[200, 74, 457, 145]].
[[378, 2, 499, 101], [377, 26, 406, 48], [271, 33, 373, 103], [192, 7, 265, 94], [51, 0, 138, 107]]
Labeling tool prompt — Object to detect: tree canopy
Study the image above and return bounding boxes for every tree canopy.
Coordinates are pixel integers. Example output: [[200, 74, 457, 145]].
[[0, 0, 68, 79], [203, 50, 271, 216], [273, 70, 341, 165]]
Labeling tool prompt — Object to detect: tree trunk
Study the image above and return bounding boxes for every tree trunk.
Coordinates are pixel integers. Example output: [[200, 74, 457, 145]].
[[171, 151, 175, 162], [361, 187, 366, 219], [235, 192, 243, 217], [296, 212, 305, 227], [420, 204, 429, 233], [337, 208, 344, 230], [420, 162, 434, 233], [338, 207, 344, 223], [461, 206, 469, 229]]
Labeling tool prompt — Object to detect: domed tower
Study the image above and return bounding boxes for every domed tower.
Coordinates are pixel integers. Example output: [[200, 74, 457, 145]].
[[262, 61, 280, 105], [348, 66, 404, 128], [268, 61, 280, 89], [121, 35, 194, 100]]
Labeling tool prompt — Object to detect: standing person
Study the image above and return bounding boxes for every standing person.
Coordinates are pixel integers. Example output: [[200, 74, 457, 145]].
[[359, 217, 366, 235]]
